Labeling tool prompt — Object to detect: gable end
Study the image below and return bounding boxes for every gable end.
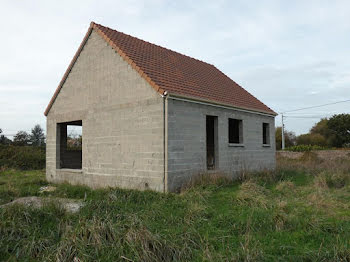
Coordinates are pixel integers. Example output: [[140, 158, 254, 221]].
[[44, 26, 92, 116], [44, 22, 165, 116]]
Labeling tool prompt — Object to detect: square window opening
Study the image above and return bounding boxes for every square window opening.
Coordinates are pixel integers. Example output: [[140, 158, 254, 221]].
[[263, 123, 270, 145], [56, 120, 82, 169], [229, 119, 243, 144]]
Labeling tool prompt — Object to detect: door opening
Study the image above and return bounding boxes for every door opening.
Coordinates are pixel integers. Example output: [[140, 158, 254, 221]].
[[206, 115, 217, 170]]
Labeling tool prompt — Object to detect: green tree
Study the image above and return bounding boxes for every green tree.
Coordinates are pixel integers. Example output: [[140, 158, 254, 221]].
[[310, 118, 330, 137], [275, 127, 296, 150], [309, 118, 334, 146], [296, 133, 328, 146], [13, 131, 30, 146], [30, 124, 45, 146], [0, 128, 12, 145], [328, 114, 350, 147]]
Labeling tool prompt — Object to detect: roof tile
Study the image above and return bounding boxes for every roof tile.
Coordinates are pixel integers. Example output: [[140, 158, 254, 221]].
[[44, 22, 276, 116]]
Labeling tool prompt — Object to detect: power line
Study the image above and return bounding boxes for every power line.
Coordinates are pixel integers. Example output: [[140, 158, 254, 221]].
[[283, 112, 340, 115], [284, 116, 329, 119], [281, 99, 350, 114], [280, 99, 350, 150]]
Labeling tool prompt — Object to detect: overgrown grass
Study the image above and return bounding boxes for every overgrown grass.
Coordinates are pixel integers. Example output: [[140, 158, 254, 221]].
[[1, 153, 350, 261]]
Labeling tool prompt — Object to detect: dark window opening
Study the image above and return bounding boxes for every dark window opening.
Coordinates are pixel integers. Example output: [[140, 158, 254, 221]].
[[206, 115, 218, 170], [228, 119, 243, 144], [57, 120, 82, 169], [263, 123, 270, 145]]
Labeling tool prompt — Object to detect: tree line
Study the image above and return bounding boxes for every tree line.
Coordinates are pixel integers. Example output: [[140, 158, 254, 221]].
[[276, 113, 350, 150], [0, 124, 45, 146]]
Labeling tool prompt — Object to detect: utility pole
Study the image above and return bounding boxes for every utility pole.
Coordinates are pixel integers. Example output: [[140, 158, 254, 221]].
[[281, 114, 285, 150]]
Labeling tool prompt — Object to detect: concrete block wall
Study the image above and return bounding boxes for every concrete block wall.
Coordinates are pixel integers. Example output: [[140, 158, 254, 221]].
[[46, 29, 165, 192], [60, 151, 82, 169], [166, 98, 276, 191]]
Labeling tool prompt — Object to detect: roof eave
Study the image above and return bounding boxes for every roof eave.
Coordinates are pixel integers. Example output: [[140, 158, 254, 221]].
[[166, 92, 278, 116]]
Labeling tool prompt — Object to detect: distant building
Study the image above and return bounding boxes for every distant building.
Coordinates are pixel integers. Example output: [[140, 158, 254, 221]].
[[45, 22, 276, 192]]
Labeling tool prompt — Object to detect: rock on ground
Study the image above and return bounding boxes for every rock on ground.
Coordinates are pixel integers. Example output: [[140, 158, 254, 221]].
[[39, 186, 57, 193], [0, 196, 84, 213]]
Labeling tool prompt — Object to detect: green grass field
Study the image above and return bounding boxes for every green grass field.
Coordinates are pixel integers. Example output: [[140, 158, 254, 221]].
[[1, 152, 350, 261]]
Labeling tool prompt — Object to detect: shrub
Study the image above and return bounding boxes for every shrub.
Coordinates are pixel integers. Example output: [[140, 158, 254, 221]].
[[297, 133, 328, 147], [285, 145, 327, 152], [0, 145, 45, 170]]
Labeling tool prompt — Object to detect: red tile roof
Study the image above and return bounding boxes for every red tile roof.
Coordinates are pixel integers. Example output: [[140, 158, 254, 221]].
[[44, 22, 276, 116]]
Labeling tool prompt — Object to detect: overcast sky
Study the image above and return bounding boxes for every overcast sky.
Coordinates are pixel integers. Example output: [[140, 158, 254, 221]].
[[1, 0, 349, 137]]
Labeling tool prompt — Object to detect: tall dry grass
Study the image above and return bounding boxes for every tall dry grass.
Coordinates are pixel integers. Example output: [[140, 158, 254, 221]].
[[182, 151, 350, 192], [180, 172, 232, 192], [277, 151, 350, 175]]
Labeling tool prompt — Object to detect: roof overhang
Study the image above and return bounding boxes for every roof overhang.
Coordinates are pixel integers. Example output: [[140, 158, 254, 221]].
[[165, 92, 278, 117]]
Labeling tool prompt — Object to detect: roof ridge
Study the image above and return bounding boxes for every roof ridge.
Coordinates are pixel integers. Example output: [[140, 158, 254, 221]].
[[91, 22, 216, 68]]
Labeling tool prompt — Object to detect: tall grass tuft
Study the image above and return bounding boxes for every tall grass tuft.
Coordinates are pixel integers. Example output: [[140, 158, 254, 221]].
[[181, 172, 232, 192], [236, 180, 269, 208]]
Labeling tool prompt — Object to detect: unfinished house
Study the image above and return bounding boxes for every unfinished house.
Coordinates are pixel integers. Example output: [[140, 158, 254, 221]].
[[45, 22, 277, 192]]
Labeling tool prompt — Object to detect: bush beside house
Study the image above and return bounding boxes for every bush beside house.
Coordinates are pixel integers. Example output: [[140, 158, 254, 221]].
[[0, 145, 45, 170]]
